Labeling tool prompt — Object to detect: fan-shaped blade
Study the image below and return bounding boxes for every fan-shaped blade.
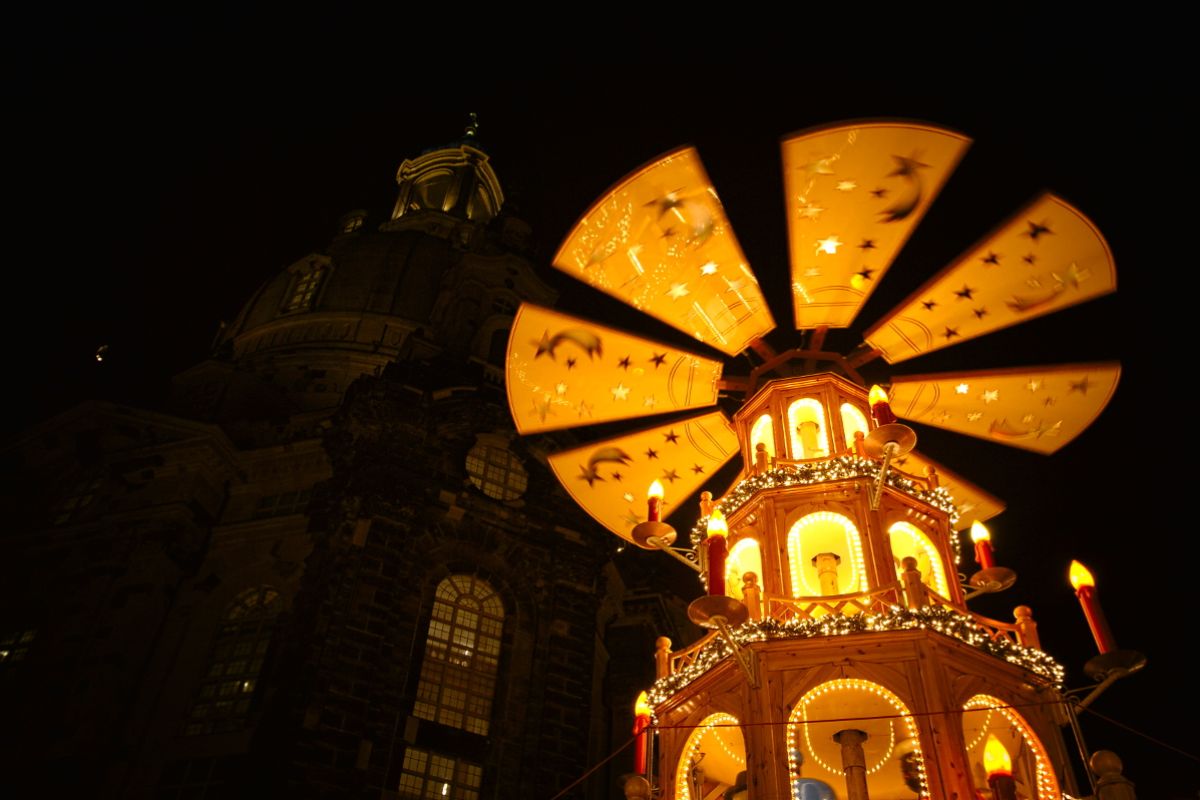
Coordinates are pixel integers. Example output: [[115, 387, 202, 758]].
[[891, 450, 1005, 531], [552, 147, 775, 355], [547, 411, 739, 542], [506, 303, 724, 434], [863, 194, 1116, 363], [888, 363, 1120, 454], [783, 121, 970, 330]]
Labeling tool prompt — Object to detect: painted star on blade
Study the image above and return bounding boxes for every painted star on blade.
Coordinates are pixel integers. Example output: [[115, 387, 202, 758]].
[[870, 187, 888, 198], [815, 235, 843, 255], [1026, 379, 1043, 392], [622, 511, 642, 528], [1068, 377, 1091, 394], [798, 204, 825, 220], [577, 400, 593, 418], [612, 472, 624, 482], [578, 465, 604, 487], [611, 383, 630, 401], [981, 252, 1001, 266], [943, 326, 960, 340], [973, 307, 988, 320], [858, 239, 876, 250], [618, 355, 631, 370], [646, 191, 685, 219], [566, 357, 577, 370], [700, 261, 719, 275], [836, 180, 857, 191], [691, 464, 705, 474], [643, 396, 656, 408], [533, 331, 554, 358], [855, 267, 875, 282], [954, 285, 976, 301], [622, 491, 633, 502], [1023, 253, 1037, 265], [650, 352, 667, 368], [664, 429, 680, 444], [966, 412, 983, 422], [888, 153, 929, 177], [1024, 220, 1053, 241], [645, 447, 659, 460], [555, 382, 568, 396], [533, 397, 553, 422], [661, 468, 680, 484], [667, 282, 690, 300], [955, 383, 970, 395], [799, 156, 836, 175], [922, 300, 938, 311], [981, 390, 999, 404]]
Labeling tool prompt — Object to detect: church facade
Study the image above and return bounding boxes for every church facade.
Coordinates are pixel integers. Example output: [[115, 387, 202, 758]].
[[0, 125, 689, 799]]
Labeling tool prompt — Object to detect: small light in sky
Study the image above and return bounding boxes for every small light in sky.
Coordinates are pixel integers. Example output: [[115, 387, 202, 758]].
[[95, 345, 109, 363]]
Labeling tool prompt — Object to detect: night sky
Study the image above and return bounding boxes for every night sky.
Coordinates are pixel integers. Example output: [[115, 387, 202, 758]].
[[9, 49, 1191, 796]]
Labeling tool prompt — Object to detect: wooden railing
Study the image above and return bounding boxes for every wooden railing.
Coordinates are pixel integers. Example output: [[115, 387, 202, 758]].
[[655, 579, 1043, 679], [766, 583, 904, 621]]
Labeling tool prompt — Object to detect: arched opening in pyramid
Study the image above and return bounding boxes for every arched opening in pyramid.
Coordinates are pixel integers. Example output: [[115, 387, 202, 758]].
[[787, 511, 867, 601], [887, 521, 951, 598], [724, 537, 763, 603], [788, 678, 927, 799], [674, 712, 746, 800], [962, 694, 1061, 799]]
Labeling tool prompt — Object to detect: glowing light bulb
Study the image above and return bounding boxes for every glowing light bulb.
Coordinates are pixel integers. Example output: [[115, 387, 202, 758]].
[[983, 734, 1013, 777], [647, 480, 664, 522], [868, 384, 897, 425], [634, 690, 651, 717], [1069, 560, 1094, 590], [706, 508, 728, 538]]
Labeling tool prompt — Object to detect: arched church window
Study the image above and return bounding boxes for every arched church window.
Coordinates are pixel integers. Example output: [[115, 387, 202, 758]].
[[413, 576, 504, 736], [184, 587, 280, 735], [398, 747, 483, 800], [282, 264, 326, 314], [465, 443, 527, 501]]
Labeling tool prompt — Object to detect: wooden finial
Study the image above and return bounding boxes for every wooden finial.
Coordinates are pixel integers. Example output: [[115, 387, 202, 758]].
[[655, 636, 672, 679]]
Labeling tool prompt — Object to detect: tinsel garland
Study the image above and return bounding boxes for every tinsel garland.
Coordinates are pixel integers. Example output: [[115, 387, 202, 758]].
[[688, 457, 961, 557], [647, 605, 1064, 706]]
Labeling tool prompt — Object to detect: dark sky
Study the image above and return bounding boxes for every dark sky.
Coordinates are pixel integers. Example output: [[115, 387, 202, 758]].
[[8, 48, 1190, 795]]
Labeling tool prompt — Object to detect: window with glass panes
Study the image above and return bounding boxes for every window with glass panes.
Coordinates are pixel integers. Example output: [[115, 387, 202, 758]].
[[464, 445, 527, 500], [413, 576, 503, 736], [283, 266, 325, 313], [397, 747, 482, 800], [0, 629, 35, 665], [184, 587, 280, 735]]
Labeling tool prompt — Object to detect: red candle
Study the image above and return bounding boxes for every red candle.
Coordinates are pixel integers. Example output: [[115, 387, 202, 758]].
[[706, 509, 728, 596], [647, 480, 664, 523], [983, 734, 1017, 800], [1069, 560, 1117, 654], [970, 521, 996, 570], [633, 691, 652, 774], [868, 384, 897, 426]]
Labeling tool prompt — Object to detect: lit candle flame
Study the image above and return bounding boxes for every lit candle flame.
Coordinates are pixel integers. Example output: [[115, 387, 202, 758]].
[[868, 384, 890, 406], [647, 480, 664, 500], [982, 733, 1012, 777], [635, 690, 651, 717], [706, 507, 728, 538], [970, 521, 991, 543], [1069, 559, 1095, 590]]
